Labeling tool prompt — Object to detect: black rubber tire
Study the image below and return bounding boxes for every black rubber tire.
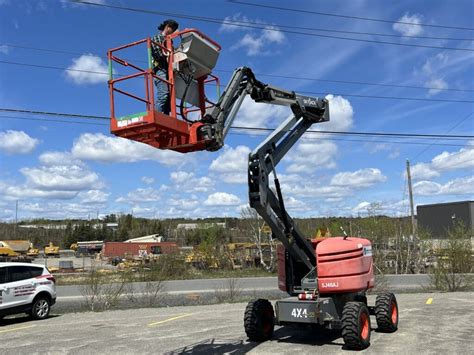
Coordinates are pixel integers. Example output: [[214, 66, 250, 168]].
[[29, 296, 50, 320], [341, 301, 371, 350], [375, 293, 398, 333], [244, 299, 274, 342]]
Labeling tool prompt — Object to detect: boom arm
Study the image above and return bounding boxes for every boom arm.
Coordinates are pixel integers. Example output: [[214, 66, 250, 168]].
[[201, 67, 328, 151], [203, 66, 329, 290]]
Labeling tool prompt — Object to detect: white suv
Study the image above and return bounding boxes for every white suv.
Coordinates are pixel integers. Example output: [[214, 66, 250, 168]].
[[0, 263, 56, 320]]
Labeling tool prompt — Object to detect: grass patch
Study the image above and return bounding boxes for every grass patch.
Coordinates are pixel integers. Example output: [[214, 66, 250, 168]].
[[55, 267, 276, 286]]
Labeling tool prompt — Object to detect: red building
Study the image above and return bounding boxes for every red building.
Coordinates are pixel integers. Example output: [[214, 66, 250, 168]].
[[102, 242, 178, 258]]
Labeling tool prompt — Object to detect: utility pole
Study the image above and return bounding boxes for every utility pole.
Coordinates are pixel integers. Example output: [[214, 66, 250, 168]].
[[406, 160, 416, 236], [15, 200, 18, 239]]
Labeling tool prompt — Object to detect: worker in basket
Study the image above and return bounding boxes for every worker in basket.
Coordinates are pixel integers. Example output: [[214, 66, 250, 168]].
[[152, 19, 179, 115]]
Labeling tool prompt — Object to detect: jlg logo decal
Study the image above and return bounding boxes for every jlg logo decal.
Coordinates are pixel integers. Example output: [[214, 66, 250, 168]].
[[321, 282, 339, 288]]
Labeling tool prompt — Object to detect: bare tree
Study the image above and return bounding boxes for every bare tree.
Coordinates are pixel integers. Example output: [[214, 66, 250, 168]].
[[240, 207, 275, 272], [429, 222, 473, 291]]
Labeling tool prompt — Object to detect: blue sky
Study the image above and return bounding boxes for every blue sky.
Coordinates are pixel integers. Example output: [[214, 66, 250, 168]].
[[0, 0, 473, 221]]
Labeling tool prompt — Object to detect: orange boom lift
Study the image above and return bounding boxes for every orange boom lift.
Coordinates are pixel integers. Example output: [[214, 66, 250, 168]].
[[107, 28, 398, 350]]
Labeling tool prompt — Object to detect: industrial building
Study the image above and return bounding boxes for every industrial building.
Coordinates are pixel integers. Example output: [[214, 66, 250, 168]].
[[417, 200, 474, 239]]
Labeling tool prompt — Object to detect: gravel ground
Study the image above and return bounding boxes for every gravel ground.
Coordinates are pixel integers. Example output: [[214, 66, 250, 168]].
[[1, 292, 473, 354]]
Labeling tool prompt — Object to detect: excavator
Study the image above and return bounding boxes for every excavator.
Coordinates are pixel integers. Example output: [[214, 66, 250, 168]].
[[107, 28, 398, 350]]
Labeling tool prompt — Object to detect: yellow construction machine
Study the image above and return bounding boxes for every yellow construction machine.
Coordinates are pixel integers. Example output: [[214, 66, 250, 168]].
[[44, 242, 60, 257]]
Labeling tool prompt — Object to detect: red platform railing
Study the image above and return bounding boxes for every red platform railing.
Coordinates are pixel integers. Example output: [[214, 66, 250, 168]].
[[107, 29, 221, 153]]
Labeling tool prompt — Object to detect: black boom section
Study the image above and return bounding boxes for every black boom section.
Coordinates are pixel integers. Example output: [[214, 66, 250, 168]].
[[248, 98, 329, 271], [203, 65, 329, 270]]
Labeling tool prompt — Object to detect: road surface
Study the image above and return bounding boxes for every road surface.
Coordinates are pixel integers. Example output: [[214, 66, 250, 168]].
[[57, 274, 431, 299]]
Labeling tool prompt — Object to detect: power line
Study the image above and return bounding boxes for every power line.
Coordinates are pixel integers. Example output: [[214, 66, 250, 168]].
[[300, 90, 474, 104], [1, 107, 473, 139], [229, 0, 474, 32], [0, 59, 115, 77], [1, 114, 471, 148], [0, 108, 107, 120], [2, 60, 473, 104], [229, 131, 472, 147], [71, 1, 474, 52], [214, 69, 474, 93], [231, 126, 474, 140], [3, 43, 474, 93], [59, 3, 470, 42], [411, 111, 474, 161], [0, 115, 108, 126]]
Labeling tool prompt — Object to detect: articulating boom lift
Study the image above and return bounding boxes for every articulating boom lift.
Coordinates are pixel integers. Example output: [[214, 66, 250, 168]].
[[108, 29, 398, 350]]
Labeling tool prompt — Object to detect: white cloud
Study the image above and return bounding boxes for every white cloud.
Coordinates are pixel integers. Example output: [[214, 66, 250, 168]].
[[209, 145, 251, 184], [414, 176, 474, 196], [388, 149, 400, 159], [0, 45, 9, 54], [232, 28, 286, 56], [39, 151, 83, 167], [71, 133, 188, 166], [392, 13, 424, 37], [0, 183, 78, 200], [65, 54, 109, 85], [233, 96, 290, 129], [170, 171, 194, 184], [284, 196, 310, 212], [0, 152, 104, 203], [79, 189, 109, 204], [0, 130, 39, 154], [262, 26, 285, 43], [282, 182, 350, 199], [303, 94, 353, 144], [20, 165, 101, 191], [286, 141, 338, 173], [409, 145, 474, 181], [223, 13, 286, 56], [412, 181, 441, 195], [419, 53, 450, 96], [204, 192, 241, 206], [128, 205, 157, 218], [116, 187, 161, 204], [219, 13, 253, 32], [352, 201, 371, 214], [426, 78, 448, 96], [330, 168, 387, 188], [168, 198, 200, 211], [280, 168, 386, 203], [7, 201, 102, 219], [410, 162, 440, 180], [141, 176, 155, 185], [431, 147, 474, 171], [170, 171, 214, 192], [306, 95, 353, 133], [350, 200, 409, 217], [283, 95, 354, 174]]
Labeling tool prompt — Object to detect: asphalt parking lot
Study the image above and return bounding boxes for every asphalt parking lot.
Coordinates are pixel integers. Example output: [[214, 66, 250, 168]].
[[1, 292, 472, 354]]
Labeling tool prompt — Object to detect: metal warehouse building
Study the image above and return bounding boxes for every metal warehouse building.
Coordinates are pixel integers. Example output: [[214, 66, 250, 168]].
[[417, 200, 474, 239]]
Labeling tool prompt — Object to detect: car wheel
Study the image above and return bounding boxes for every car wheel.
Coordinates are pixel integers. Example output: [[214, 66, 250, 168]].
[[30, 297, 51, 320]]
